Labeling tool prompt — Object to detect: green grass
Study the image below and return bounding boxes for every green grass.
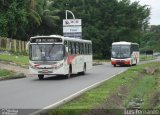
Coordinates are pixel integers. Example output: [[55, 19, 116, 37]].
[[0, 53, 156, 67], [0, 54, 29, 66], [124, 75, 155, 107], [93, 59, 109, 62], [127, 63, 160, 109], [48, 62, 160, 115], [140, 55, 156, 61], [0, 69, 25, 80], [48, 67, 137, 114], [0, 69, 13, 77]]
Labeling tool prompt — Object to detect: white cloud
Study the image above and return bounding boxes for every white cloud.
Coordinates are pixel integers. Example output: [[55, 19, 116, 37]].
[[130, 0, 160, 25]]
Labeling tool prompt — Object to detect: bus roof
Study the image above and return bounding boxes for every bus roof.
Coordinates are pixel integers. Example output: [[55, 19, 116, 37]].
[[112, 41, 138, 45], [30, 35, 92, 43]]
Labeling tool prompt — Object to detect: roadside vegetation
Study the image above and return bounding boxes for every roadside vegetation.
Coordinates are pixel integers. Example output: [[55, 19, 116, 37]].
[[140, 54, 156, 61], [0, 69, 12, 77], [0, 0, 151, 58], [140, 26, 160, 52], [48, 62, 160, 115], [0, 69, 25, 80], [0, 54, 28, 67], [0, 53, 157, 67]]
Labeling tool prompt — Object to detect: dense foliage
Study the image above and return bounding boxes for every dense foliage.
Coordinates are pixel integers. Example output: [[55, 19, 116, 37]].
[[0, 0, 151, 57], [140, 25, 160, 52]]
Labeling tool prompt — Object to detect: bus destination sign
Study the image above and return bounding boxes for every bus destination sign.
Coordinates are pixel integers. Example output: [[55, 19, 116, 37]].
[[31, 37, 62, 43]]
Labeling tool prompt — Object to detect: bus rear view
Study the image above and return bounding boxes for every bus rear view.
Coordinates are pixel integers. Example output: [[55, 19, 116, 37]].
[[111, 41, 139, 67]]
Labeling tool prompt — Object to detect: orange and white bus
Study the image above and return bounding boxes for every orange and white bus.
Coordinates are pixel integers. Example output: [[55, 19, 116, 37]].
[[111, 41, 139, 67], [28, 35, 92, 79]]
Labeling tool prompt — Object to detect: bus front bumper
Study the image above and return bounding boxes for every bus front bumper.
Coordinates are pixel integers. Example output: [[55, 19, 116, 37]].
[[111, 59, 131, 65]]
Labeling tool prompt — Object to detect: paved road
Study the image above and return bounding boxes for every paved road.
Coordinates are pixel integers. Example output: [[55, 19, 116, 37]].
[[0, 57, 159, 114], [0, 63, 128, 109]]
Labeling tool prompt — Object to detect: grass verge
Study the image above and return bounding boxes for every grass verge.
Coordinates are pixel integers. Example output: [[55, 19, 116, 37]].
[[0, 54, 29, 67], [140, 55, 156, 61], [48, 62, 160, 115], [93, 60, 110, 66], [0, 69, 25, 80]]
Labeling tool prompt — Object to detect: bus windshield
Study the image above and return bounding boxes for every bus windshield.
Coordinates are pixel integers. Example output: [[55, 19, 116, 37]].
[[30, 44, 64, 61], [111, 45, 130, 58]]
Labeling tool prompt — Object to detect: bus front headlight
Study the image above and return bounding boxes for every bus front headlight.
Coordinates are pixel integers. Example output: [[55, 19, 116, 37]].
[[52, 63, 63, 69]]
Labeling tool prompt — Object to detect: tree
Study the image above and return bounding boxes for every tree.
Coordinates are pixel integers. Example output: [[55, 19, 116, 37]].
[[0, 0, 150, 56], [25, 0, 42, 39], [52, 0, 150, 58], [35, 0, 61, 35], [0, 0, 28, 40], [140, 25, 160, 52]]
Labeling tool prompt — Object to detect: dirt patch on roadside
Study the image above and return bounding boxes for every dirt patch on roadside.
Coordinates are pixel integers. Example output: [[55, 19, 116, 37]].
[[149, 91, 160, 108], [84, 85, 128, 115], [102, 85, 128, 109], [144, 67, 157, 75], [84, 64, 160, 115], [0, 62, 28, 76]]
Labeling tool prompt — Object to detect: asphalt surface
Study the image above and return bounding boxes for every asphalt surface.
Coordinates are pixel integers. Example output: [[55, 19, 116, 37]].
[[0, 57, 159, 114], [0, 63, 128, 108]]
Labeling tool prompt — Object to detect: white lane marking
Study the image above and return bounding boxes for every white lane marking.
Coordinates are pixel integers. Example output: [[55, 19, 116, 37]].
[[30, 69, 126, 115]]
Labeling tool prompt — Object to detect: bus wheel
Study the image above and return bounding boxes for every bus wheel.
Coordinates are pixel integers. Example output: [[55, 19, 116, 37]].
[[114, 64, 116, 67], [82, 64, 86, 75], [135, 59, 137, 65], [38, 75, 44, 80], [66, 66, 71, 79], [79, 64, 86, 75]]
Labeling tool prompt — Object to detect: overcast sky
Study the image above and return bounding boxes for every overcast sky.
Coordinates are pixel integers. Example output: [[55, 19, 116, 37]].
[[130, 0, 160, 25]]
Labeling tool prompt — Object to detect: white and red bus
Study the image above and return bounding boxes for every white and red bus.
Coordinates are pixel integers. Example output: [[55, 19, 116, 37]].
[[28, 35, 92, 79], [111, 41, 139, 67]]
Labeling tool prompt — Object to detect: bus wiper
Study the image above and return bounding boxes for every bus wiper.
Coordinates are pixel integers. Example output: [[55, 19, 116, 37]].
[[36, 43, 46, 61], [36, 43, 42, 52], [48, 44, 55, 55]]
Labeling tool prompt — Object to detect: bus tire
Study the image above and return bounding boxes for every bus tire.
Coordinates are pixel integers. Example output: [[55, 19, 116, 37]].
[[135, 59, 137, 65], [66, 65, 72, 79], [114, 64, 116, 67], [79, 63, 86, 75], [38, 75, 44, 80], [82, 64, 86, 75]]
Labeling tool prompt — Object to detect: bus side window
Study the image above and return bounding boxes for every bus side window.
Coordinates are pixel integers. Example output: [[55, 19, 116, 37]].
[[74, 42, 77, 54], [89, 44, 92, 54], [76, 42, 79, 54], [83, 43, 86, 54], [75, 42, 77, 54], [136, 45, 139, 51], [132, 44, 139, 52], [64, 40, 68, 46], [80, 43, 84, 54], [72, 42, 75, 55], [79, 43, 81, 54], [78, 42, 80, 54], [64, 40, 68, 53], [132, 45, 135, 52], [85, 43, 88, 54], [88, 44, 90, 54], [91, 44, 92, 54], [71, 42, 73, 54], [68, 41, 71, 54], [29, 45, 32, 59]]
